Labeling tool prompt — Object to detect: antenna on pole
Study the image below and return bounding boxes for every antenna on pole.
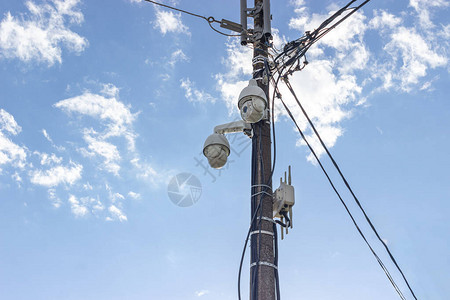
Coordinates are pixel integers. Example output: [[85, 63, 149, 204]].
[[263, 0, 271, 40], [240, 0, 248, 45]]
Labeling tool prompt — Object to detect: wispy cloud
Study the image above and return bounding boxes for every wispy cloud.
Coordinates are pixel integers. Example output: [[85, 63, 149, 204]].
[[107, 204, 127, 222], [128, 191, 140, 199], [169, 49, 189, 67], [153, 9, 190, 36], [180, 78, 216, 103], [30, 162, 83, 187], [0, 0, 88, 65], [54, 83, 137, 176], [195, 290, 210, 297], [54, 84, 137, 150], [68, 194, 88, 217], [369, 9, 447, 91], [0, 109, 27, 170]]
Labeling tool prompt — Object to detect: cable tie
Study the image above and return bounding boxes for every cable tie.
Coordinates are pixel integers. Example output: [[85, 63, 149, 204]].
[[250, 261, 278, 270], [250, 230, 274, 237]]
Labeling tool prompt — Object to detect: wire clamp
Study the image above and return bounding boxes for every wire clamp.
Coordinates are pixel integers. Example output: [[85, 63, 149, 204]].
[[250, 261, 278, 270]]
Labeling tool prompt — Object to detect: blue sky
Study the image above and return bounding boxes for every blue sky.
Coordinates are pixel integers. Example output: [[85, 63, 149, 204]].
[[0, 0, 449, 299]]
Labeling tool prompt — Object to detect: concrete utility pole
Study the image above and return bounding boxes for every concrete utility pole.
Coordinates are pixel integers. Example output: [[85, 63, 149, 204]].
[[249, 0, 275, 299]]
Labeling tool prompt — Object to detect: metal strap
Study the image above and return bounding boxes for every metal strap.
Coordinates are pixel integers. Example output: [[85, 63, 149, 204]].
[[250, 261, 278, 270], [250, 230, 274, 237], [258, 216, 276, 224]]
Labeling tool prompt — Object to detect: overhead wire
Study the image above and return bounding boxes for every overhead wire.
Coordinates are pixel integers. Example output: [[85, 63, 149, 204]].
[[283, 78, 418, 300], [272, 0, 371, 77], [271, 79, 407, 300]]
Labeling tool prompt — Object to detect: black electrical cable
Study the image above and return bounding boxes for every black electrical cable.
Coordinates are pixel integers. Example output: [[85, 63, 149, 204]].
[[273, 0, 371, 75], [283, 79, 418, 300], [276, 92, 407, 300], [238, 201, 261, 300], [309, 0, 371, 48], [273, 222, 281, 300]]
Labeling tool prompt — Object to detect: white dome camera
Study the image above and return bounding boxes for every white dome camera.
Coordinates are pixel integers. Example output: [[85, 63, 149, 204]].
[[238, 79, 268, 123], [203, 133, 230, 169]]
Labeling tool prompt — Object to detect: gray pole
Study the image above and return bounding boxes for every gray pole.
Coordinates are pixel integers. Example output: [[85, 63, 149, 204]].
[[250, 0, 275, 299]]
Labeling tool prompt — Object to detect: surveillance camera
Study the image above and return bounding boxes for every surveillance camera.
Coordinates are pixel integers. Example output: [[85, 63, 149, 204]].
[[238, 79, 267, 123], [203, 133, 230, 169]]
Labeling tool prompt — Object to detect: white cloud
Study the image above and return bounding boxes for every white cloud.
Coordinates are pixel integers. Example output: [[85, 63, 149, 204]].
[[54, 88, 135, 137], [128, 191, 140, 199], [180, 78, 216, 103], [35, 152, 63, 166], [195, 290, 210, 297], [107, 205, 127, 222], [41, 128, 65, 151], [68, 194, 88, 217], [68, 194, 105, 217], [214, 38, 253, 113], [30, 162, 82, 187], [154, 10, 190, 36], [369, 10, 402, 29], [42, 129, 53, 142], [380, 27, 447, 91], [169, 49, 188, 67], [54, 86, 137, 151], [82, 130, 121, 175], [0, 109, 22, 135], [11, 171, 22, 185], [131, 157, 171, 187], [0, 109, 27, 170], [263, 2, 449, 160], [409, 0, 449, 29], [0, 0, 88, 65], [369, 9, 448, 92], [54, 84, 141, 177], [48, 188, 62, 208]]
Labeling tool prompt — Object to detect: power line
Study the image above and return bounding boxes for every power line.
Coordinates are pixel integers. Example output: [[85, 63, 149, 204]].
[[272, 0, 372, 77], [271, 77, 407, 299], [283, 78, 418, 300]]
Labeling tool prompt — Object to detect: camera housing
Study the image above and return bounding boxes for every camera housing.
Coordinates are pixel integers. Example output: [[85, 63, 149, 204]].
[[238, 79, 267, 123], [203, 133, 230, 169]]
